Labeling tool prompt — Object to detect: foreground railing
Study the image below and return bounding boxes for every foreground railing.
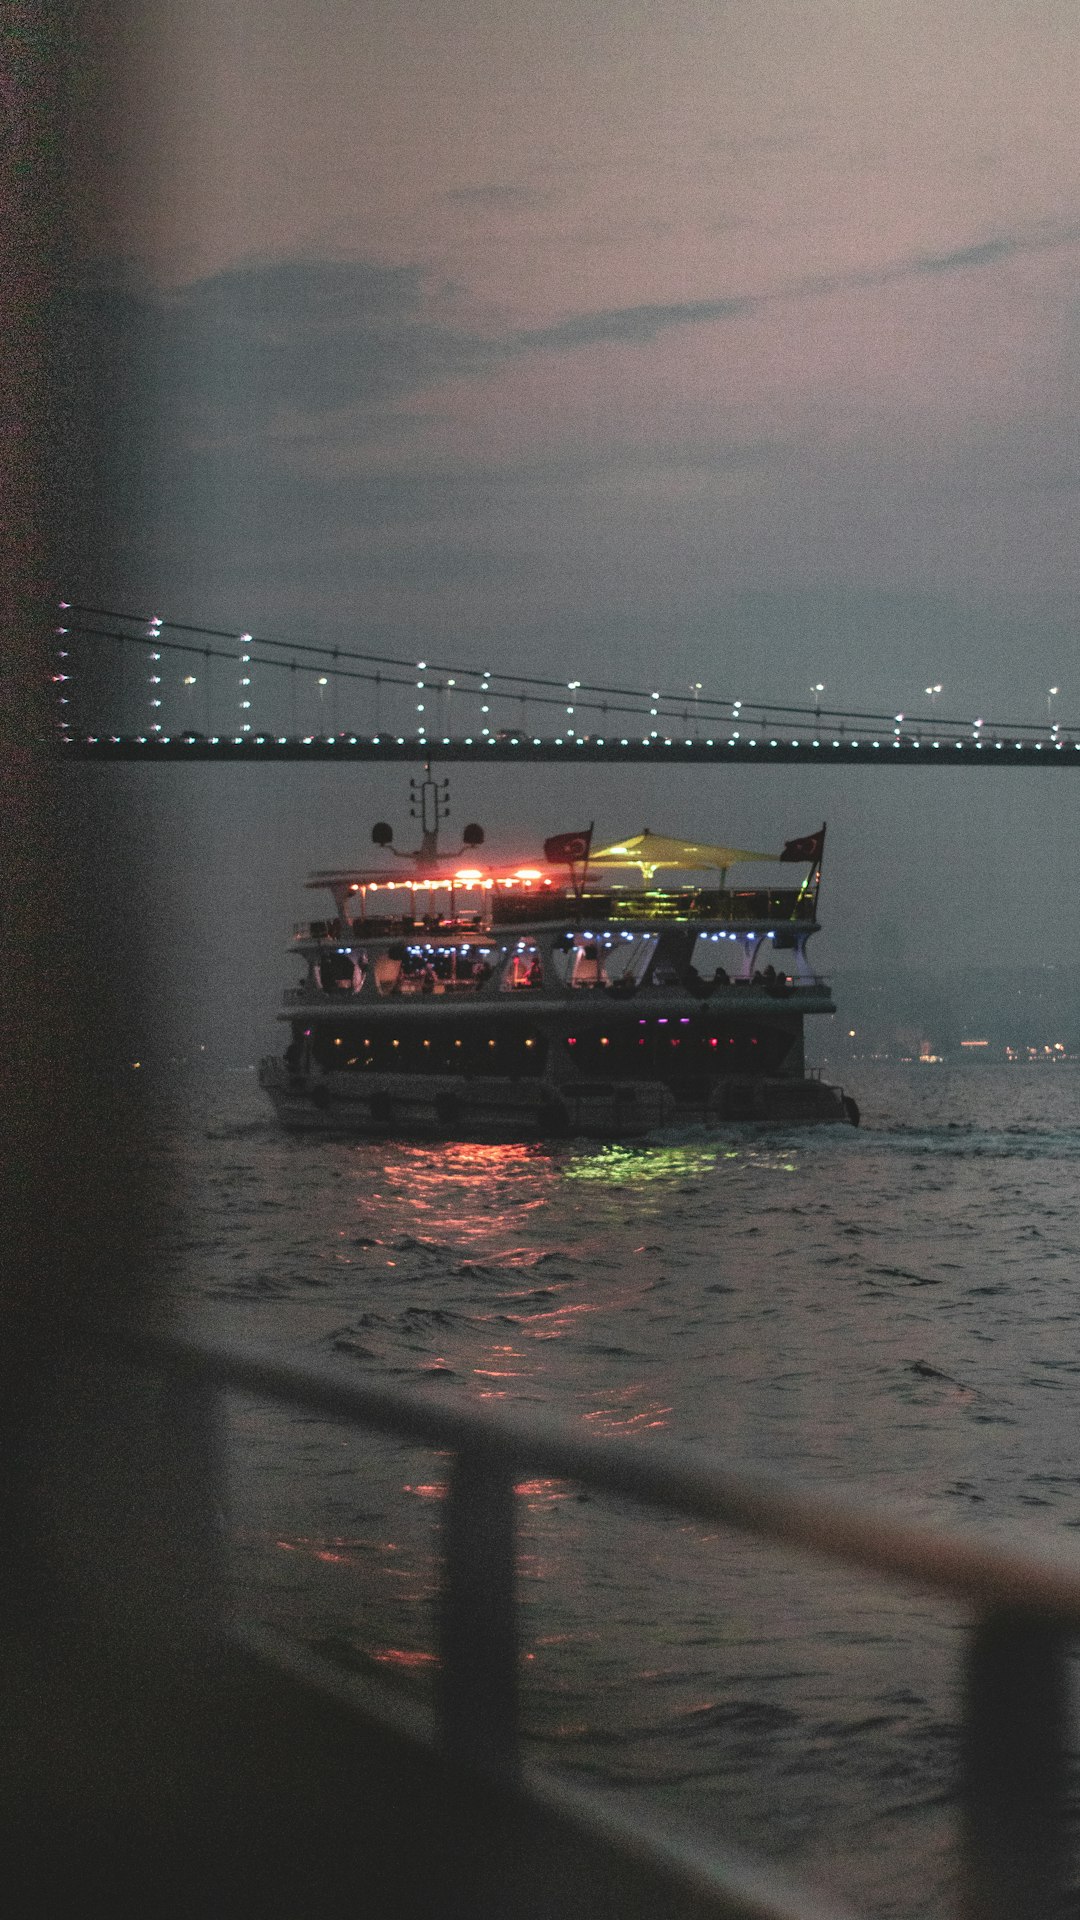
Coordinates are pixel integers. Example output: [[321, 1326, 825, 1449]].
[[132, 1327, 1078, 1920]]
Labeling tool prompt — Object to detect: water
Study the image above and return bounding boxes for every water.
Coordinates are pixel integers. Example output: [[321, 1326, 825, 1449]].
[[150, 1062, 1080, 1916]]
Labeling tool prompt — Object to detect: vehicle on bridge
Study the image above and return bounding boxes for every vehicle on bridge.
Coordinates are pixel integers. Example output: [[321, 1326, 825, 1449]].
[[259, 800, 858, 1136]]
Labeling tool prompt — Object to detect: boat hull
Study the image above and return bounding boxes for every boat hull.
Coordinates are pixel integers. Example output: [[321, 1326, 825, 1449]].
[[257, 1057, 856, 1137]]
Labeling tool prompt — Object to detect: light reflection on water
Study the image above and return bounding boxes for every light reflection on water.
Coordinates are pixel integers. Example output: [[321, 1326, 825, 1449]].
[[561, 1140, 730, 1183], [164, 1064, 1080, 1920]]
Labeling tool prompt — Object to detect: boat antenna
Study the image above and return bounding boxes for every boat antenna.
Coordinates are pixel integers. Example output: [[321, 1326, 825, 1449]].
[[410, 763, 450, 860], [371, 765, 485, 863]]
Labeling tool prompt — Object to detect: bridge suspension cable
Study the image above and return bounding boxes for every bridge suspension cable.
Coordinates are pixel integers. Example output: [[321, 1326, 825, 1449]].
[[54, 602, 1077, 765]]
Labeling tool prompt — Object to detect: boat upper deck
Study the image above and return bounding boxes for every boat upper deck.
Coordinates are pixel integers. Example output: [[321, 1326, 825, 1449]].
[[297, 886, 818, 944], [297, 821, 827, 945]]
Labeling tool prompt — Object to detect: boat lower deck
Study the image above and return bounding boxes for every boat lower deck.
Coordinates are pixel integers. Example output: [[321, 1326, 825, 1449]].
[[258, 1056, 857, 1136]]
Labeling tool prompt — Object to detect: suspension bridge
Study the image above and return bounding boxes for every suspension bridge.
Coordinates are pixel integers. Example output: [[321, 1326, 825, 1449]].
[[55, 603, 1078, 766]]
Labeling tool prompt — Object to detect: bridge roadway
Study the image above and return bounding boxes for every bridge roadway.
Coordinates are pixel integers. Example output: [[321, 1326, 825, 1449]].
[[62, 732, 1080, 766]]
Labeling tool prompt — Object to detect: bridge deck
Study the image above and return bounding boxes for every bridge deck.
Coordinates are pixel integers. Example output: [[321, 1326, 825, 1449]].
[[61, 734, 1080, 765]]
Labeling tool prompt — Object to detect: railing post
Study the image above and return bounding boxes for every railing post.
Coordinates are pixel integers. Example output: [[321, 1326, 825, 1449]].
[[438, 1441, 519, 1779], [960, 1608, 1071, 1920]]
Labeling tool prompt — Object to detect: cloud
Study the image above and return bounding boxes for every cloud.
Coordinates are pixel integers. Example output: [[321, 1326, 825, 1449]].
[[510, 296, 752, 352], [908, 237, 1020, 276], [58, 217, 1080, 614], [65, 214, 1069, 466]]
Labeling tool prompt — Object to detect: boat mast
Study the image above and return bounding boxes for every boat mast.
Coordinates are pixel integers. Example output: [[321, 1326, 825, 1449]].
[[410, 763, 450, 861]]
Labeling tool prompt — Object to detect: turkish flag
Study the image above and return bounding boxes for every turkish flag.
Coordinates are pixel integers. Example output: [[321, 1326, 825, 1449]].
[[543, 827, 593, 864], [780, 826, 825, 863]]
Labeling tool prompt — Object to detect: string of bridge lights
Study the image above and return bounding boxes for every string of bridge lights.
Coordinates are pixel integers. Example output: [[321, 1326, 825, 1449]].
[[54, 602, 1076, 760]]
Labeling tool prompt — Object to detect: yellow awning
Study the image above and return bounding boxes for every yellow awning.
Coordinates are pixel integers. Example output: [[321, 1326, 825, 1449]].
[[590, 831, 781, 878]]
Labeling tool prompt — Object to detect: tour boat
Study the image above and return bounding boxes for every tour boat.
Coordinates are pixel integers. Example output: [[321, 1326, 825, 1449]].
[[258, 782, 858, 1136]]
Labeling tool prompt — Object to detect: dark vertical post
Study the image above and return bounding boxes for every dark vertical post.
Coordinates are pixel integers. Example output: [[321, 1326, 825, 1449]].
[[1, 12, 231, 1910], [960, 1608, 1071, 1920], [438, 1442, 520, 1779]]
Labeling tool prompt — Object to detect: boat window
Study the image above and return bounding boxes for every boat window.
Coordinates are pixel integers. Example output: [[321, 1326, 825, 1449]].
[[549, 931, 657, 991], [502, 941, 544, 990], [690, 930, 748, 987], [316, 947, 366, 994], [544, 938, 608, 989], [380, 941, 496, 995], [373, 944, 407, 995], [604, 931, 657, 989]]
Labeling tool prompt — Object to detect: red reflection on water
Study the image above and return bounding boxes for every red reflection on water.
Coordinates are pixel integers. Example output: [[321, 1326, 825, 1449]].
[[372, 1648, 439, 1671], [403, 1482, 448, 1499], [272, 1534, 366, 1567], [495, 1294, 624, 1342], [364, 1140, 553, 1251], [581, 1392, 673, 1434], [513, 1478, 572, 1501]]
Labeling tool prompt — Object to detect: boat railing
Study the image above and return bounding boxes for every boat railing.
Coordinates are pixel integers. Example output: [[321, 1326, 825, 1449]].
[[293, 913, 491, 941], [655, 973, 832, 1000], [740, 974, 831, 997], [390, 975, 492, 997], [293, 891, 819, 943], [279, 974, 834, 1005], [492, 889, 818, 927], [293, 917, 346, 940], [128, 1326, 1077, 1920]]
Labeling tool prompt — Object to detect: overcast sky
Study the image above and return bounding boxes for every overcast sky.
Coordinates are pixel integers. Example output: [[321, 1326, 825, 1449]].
[[64, 1, 1080, 1049]]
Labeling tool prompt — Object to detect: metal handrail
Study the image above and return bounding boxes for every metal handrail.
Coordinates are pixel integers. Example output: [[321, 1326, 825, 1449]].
[[128, 1326, 1076, 1920]]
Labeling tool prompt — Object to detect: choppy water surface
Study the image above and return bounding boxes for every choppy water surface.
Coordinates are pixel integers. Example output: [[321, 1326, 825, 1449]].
[[154, 1064, 1080, 1916]]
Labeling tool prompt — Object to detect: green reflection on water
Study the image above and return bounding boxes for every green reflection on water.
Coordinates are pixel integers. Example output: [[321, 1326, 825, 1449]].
[[562, 1143, 725, 1184], [562, 1141, 801, 1184]]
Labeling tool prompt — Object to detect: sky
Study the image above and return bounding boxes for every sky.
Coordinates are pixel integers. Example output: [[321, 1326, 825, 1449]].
[[60, 0, 1080, 1052]]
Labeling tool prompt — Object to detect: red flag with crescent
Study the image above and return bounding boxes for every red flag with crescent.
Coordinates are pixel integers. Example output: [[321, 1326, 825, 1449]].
[[544, 827, 593, 865], [780, 826, 825, 863]]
